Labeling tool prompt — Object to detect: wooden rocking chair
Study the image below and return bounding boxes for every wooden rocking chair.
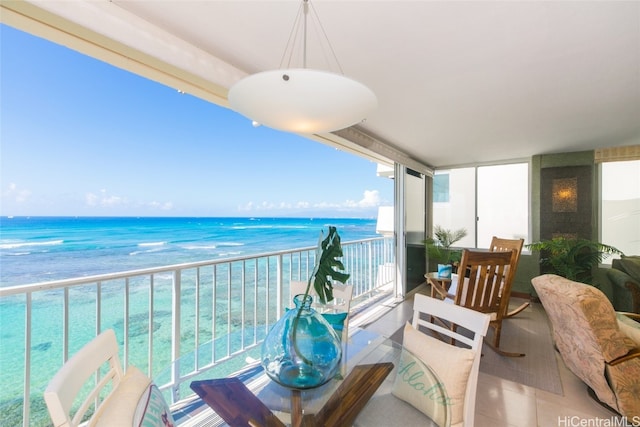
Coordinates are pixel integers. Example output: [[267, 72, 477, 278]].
[[489, 236, 528, 318], [430, 249, 525, 357]]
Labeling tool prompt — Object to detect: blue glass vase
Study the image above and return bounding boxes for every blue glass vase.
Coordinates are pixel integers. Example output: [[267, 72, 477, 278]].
[[261, 294, 342, 389]]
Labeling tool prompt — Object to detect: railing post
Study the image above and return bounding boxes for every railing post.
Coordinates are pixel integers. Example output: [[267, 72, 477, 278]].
[[22, 293, 32, 427], [171, 269, 181, 403], [368, 240, 374, 292], [124, 277, 130, 369], [147, 276, 153, 377], [276, 254, 283, 318]]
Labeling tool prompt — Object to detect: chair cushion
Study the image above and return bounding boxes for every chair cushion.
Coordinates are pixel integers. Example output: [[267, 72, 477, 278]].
[[89, 366, 175, 427], [321, 312, 348, 340], [284, 308, 347, 340], [89, 366, 150, 426], [392, 322, 474, 425]]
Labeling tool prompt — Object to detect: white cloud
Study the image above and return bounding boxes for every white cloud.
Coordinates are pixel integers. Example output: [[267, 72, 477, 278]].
[[85, 192, 98, 206], [239, 190, 383, 213], [359, 190, 381, 207], [85, 189, 125, 207], [84, 190, 173, 211], [147, 201, 173, 210], [3, 182, 32, 203]]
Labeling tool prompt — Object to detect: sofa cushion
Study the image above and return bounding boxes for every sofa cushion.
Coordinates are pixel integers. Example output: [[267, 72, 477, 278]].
[[617, 255, 640, 282]]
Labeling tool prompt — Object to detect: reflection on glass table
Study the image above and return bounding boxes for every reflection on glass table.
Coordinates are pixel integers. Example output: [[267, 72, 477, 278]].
[[185, 328, 450, 427]]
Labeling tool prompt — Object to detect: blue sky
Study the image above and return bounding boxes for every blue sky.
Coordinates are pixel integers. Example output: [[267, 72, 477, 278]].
[[0, 24, 393, 218]]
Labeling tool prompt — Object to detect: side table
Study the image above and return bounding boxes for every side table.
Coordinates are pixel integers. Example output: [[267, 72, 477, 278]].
[[425, 272, 453, 300]]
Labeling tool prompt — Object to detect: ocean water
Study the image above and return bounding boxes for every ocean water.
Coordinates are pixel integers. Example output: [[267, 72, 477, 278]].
[[0, 216, 378, 288], [0, 216, 378, 426]]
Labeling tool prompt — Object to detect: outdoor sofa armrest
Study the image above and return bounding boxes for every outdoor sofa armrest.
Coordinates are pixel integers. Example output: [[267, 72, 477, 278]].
[[607, 269, 640, 313]]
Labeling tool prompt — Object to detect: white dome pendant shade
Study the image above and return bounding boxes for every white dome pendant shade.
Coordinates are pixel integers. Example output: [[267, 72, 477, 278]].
[[228, 68, 377, 134], [227, 0, 377, 134]]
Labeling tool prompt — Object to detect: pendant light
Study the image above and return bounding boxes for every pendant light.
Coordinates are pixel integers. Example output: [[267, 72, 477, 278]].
[[228, 0, 377, 134]]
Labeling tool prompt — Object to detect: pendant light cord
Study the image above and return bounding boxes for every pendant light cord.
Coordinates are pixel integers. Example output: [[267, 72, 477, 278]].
[[279, 0, 344, 75]]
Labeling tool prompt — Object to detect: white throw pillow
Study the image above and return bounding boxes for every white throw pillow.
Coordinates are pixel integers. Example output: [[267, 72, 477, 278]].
[[392, 322, 475, 425], [133, 383, 176, 427]]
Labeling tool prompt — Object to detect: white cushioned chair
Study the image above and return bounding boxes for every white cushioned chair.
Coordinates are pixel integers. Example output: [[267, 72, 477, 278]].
[[44, 329, 174, 427], [356, 294, 490, 427]]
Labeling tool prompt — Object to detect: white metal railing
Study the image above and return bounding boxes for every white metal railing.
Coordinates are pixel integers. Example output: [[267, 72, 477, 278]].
[[0, 237, 394, 427]]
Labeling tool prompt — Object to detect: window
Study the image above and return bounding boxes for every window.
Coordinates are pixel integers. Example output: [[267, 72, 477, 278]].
[[432, 167, 476, 248], [433, 163, 529, 248], [601, 160, 640, 257], [477, 163, 529, 246], [433, 174, 449, 203]]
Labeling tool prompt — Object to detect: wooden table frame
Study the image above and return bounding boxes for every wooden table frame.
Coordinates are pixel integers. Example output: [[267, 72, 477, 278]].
[[191, 362, 393, 427]]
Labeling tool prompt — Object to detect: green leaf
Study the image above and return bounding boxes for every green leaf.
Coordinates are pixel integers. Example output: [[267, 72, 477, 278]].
[[293, 226, 350, 366], [423, 225, 467, 265], [525, 237, 624, 283], [309, 226, 350, 304]]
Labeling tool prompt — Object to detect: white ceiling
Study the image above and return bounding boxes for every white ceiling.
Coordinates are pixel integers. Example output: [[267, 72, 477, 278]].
[[8, 1, 640, 169]]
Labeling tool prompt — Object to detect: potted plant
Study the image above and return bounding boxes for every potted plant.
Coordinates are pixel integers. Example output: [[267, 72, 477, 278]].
[[424, 225, 468, 277], [261, 226, 350, 389], [526, 236, 624, 284]]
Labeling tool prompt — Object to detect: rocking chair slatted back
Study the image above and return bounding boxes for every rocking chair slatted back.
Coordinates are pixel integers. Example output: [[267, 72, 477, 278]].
[[453, 249, 525, 357], [454, 250, 513, 314], [489, 236, 528, 318]]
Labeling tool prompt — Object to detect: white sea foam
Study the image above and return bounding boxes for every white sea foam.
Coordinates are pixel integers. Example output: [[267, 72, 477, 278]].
[[0, 239, 64, 249], [216, 242, 244, 247], [231, 225, 307, 230], [138, 241, 167, 247], [218, 251, 243, 257], [129, 247, 167, 256], [181, 244, 218, 250]]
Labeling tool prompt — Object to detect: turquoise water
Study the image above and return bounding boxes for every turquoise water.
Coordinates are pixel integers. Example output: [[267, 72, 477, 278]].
[[0, 216, 378, 426], [0, 216, 377, 287]]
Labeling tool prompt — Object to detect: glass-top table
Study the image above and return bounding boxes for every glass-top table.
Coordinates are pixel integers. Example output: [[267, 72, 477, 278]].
[[188, 328, 450, 427]]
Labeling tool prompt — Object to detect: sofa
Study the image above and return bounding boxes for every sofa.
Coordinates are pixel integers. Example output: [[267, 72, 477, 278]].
[[532, 274, 640, 419], [596, 255, 640, 314]]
